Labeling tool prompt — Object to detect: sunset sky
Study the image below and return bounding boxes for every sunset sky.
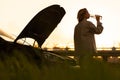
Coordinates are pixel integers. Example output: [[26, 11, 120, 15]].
[[0, 0, 120, 48]]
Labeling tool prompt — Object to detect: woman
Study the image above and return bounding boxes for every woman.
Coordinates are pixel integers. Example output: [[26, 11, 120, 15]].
[[74, 8, 103, 65]]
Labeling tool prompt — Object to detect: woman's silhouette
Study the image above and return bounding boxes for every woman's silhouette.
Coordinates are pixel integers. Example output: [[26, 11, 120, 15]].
[[74, 8, 103, 65]]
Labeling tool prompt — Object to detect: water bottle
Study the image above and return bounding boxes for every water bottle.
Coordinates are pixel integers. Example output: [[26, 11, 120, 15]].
[[90, 14, 102, 19]]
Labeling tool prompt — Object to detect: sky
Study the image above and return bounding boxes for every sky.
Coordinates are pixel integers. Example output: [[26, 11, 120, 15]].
[[0, 0, 120, 48]]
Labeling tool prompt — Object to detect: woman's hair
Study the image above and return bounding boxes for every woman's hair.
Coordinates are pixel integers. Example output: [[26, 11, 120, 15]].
[[77, 8, 87, 22]]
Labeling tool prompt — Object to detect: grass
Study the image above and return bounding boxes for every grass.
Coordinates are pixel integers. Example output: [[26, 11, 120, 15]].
[[0, 49, 120, 80]]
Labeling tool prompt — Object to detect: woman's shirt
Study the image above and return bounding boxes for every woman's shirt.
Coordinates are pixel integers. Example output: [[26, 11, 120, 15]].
[[74, 19, 103, 54]]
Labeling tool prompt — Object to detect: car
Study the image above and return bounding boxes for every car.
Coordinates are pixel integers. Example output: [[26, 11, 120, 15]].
[[0, 5, 79, 68]]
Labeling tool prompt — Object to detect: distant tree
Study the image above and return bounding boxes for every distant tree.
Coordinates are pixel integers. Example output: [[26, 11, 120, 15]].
[[112, 47, 116, 53], [65, 46, 69, 51]]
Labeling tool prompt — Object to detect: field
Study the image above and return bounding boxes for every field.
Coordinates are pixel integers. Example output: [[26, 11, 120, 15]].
[[0, 37, 120, 80], [1, 50, 120, 80]]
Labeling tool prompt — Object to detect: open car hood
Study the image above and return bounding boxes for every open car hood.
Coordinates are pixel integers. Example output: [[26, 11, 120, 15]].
[[14, 5, 66, 48]]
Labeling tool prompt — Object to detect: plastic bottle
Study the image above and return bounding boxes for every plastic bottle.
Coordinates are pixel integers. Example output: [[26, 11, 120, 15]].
[[90, 14, 102, 19]]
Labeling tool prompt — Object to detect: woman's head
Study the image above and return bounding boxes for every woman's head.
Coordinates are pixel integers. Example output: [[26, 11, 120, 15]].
[[77, 8, 90, 22]]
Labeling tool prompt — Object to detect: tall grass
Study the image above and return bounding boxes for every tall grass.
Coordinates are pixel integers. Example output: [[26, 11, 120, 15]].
[[0, 49, 120, 80]]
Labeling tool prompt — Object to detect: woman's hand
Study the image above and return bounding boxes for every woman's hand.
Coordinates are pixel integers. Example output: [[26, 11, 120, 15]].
[[95, 15, 102, 22]]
